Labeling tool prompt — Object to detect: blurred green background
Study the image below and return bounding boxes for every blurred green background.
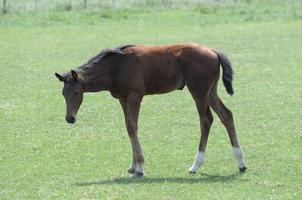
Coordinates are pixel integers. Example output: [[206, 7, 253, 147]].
[[0, 0, 301, 199]]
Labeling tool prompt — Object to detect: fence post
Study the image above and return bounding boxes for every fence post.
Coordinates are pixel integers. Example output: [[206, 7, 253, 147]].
[[3, 0, 7, 14], [112, 0, 117, 8], [34, 0, 38, 11], [83, 0, 87, 9]]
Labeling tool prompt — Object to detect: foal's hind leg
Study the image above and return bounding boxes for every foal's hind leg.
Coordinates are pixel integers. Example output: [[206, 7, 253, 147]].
[[187, 91, 213, 174], [209, 89, 247, 172]]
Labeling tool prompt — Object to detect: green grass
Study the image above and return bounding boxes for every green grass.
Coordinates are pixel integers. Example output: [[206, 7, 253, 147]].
[[0, 1, 302, 199]]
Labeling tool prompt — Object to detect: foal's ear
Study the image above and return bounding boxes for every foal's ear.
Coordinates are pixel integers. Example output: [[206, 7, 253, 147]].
[[71, 70, 81, 82], [71, 70, 78, 81], [55, 73, 65, 82]]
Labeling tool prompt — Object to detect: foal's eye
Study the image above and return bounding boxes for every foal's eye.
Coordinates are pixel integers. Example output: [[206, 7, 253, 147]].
[[75, 91, 80, 95]]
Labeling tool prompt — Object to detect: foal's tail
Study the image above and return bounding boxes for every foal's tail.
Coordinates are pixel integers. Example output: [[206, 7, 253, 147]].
[[212, 49, 234, 95]]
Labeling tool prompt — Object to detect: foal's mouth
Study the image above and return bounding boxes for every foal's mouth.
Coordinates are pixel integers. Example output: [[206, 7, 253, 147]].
[[66, 116, 76, 124]]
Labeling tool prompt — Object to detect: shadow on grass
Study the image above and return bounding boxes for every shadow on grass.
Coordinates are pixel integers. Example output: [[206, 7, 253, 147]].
[[75, 172, 245, 186]]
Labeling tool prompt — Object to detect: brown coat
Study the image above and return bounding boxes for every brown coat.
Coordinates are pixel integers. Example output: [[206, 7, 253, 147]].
[[55, 43, 246, 176]]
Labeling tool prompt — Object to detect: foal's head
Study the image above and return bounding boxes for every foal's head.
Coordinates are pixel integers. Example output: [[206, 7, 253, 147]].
[[55, 70, 83, 124]]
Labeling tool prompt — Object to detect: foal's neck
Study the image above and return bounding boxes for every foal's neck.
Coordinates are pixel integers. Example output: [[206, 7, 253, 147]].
[[77, 67, 112, 93]]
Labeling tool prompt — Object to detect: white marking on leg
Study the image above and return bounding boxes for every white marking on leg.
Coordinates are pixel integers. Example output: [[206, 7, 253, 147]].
[[134, 152, 144, 176], [233, 146, 246, 169], [136, 162, 144, 173], [188, 151, 204, 173], [127, 160, 136, 173]]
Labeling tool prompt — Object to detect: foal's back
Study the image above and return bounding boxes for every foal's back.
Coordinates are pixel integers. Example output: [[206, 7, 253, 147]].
[[120, 43, 219, 95]]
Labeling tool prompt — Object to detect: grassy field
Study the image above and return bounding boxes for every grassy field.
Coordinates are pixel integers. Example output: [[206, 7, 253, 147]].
[[0, 1, 302, 199]]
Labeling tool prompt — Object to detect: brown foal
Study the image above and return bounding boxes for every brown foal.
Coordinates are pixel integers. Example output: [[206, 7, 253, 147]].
[[55, 43, 247, 176]]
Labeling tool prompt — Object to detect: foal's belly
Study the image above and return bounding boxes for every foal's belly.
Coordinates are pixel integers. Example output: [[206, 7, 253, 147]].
[[143, 64, 184, 95]]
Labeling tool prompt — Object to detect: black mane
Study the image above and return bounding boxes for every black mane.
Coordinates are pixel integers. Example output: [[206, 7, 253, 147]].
[[85, 45, 135, 67]]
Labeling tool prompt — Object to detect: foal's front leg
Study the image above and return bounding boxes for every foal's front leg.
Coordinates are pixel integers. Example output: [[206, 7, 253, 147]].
[[119, 99, 136, 174], [120, 94, 144, 176]]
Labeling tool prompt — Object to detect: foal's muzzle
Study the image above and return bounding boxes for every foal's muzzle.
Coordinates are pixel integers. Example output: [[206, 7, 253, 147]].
[[66, 116, 76, 124]]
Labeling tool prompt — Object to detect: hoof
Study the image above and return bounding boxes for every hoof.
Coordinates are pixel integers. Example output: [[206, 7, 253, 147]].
[[239, 166, 247, 172], [135, 171, 144, 177], [127, 168, 135, 174]]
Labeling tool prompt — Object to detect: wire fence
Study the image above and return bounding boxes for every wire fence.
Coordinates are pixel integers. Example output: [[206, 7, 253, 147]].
[[1, 0, 250, 13]]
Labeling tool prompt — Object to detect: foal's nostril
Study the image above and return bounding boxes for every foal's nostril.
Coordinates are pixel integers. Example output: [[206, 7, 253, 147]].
[[70, 116, 75, 122], [66, 116, 76, 124]]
